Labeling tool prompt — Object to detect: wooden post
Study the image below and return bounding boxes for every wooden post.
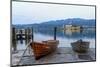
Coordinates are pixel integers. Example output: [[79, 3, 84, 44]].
[[25, 28, 28, 45], [54, 27, 57, 40], [25, 29, 27, 40], [12, 27, 16, 40], [31, 27, 33, 42], [28, 28, 31, 43], [19, 29, 23, 43], [27, 28, 29, 40], [12, 27, 17, 51]]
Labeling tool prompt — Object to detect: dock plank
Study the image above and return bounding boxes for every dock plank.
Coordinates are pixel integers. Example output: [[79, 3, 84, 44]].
[[11, 47, 96, 66]]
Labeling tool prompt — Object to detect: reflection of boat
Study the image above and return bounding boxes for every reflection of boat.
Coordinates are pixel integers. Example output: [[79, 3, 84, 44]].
[[30, 40, 59, 60], [71, 39, 90, 53]]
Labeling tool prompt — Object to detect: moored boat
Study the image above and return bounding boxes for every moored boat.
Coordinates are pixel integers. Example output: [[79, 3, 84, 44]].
[[71, 39, 90, 53], [30, 40, 59, 60]]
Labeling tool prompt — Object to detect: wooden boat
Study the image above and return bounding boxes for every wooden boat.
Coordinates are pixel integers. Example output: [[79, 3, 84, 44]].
[[71, 39, 90, 53], [30, 40, 59, 60]]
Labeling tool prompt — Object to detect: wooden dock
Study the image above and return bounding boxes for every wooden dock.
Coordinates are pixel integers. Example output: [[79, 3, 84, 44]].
[[11, 27, 96, 66], [11, 47, 96, 66], [12, 27, 33, 41]]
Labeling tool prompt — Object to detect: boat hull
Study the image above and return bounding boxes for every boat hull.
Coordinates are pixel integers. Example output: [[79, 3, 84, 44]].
[[71, 40, 89, 53], [30, 40, 59, 60]]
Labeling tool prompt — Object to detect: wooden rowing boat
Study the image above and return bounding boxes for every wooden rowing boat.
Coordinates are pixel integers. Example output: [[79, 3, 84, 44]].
[[71, 39, 90, 53], [30, 40, 59, 60]]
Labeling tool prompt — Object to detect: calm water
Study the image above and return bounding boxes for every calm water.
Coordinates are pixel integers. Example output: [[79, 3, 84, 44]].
[[12, 28, 96, 50]]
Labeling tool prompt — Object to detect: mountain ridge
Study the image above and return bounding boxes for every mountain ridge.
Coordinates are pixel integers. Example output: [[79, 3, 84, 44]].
[[12, 18, 96, 29]]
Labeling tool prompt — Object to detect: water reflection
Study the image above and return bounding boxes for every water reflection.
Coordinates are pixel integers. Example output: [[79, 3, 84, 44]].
[[12, 27, 96, 51], [34, 28, 95, 48], [35, 28, 95, 39], [12, 39, 32, 51]]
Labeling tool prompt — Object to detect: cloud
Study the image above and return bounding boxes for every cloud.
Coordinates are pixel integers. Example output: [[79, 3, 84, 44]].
[[12, 1, 95, 24]]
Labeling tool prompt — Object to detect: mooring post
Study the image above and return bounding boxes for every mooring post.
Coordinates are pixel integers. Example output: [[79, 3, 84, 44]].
[[25, 28, 28, 41], [27, 28, 29, 40], [25, 29, 27, 39], [12, 27, 17, 51], [54, 27, 57, 40], [19, 29, 22, 40], [12, 27, 16, 40], [31, 27, 33, 42]]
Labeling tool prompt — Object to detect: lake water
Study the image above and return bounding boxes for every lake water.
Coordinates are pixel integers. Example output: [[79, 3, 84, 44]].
[[12, 28, 96, 50]]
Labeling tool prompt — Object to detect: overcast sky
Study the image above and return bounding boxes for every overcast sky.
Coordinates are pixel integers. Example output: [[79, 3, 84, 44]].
[[12, 2, 95, 24]]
